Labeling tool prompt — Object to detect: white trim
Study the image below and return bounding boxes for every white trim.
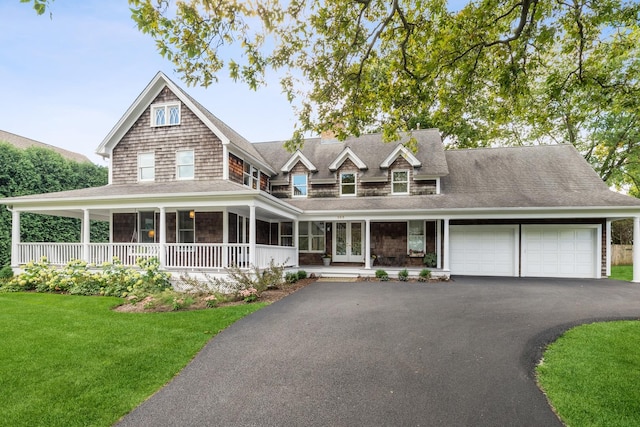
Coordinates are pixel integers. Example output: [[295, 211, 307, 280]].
[[634, 216, 640, 282], [137, 152, 155, 182], [340, 172, 357, 197], [150, 102, 181, 127], [380, 144, 421, 169], [282, 150, 317, 173], [407, 219, 426, 254], [329, 147, 367, 171], [292, 174, 308, 198], [606, 220, 612, 277], [391, 169, 410, 195], [222, 145, 229, 180], [176, 149, 195, 180]]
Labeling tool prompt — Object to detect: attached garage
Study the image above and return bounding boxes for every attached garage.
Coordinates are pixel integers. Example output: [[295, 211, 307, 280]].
[[521, 226, 599, 279], [450, 225, 518, 276]]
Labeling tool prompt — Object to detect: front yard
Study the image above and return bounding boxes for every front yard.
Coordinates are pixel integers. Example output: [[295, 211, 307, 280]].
[[0, 293, 265, 426]]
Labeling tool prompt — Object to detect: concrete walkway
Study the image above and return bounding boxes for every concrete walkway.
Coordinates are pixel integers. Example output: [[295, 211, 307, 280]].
[[117, 277, 640, 426]]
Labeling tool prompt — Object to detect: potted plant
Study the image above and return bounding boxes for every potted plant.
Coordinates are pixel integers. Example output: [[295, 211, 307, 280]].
[[321, 252, 331, 266]]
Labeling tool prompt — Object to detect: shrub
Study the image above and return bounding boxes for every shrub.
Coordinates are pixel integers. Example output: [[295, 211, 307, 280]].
[[398, 269, 409, 281], [297, 270, 307, 280], [418, 268, 431, 282], [0, 265, 13, 281], [375, 269, 389, 281], [423, 252, 437, 268], [285, 272, 299, 284]]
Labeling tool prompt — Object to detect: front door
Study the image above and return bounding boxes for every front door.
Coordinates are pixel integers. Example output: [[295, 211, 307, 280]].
[[333, 222, 364, 263]]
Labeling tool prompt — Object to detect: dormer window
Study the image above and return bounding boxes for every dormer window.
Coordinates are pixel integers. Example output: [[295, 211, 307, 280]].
[[392, 170, 409, 194], [176, 150, 195, 179], [292, 174, 308, 197], [151, 103, 180, 127], [340, 172, 356, 196], [138, 152, 155, 181]]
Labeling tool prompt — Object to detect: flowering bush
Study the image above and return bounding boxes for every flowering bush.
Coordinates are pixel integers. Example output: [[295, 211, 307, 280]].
[[2, 257, 171, 299], [239, 287, 258, 303]]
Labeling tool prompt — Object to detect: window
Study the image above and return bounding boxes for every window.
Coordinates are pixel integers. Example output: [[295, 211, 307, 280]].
[[176, 150, 195, 179], [151, 103, 180, 127], [298, 221, 325, 252], [340, 172, 356, 196], [392, 170, 409, 194], [138, 153, 155, 181], [139, 211, 156, 243], [408, 220, 425, 254], [280, 222, 293, 246], [177, 211, 195, 243], [243, 162, 259, 189], [292, 174, 307, 197]]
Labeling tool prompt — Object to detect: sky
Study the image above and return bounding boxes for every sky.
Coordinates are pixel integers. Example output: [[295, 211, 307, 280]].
[[0, 1, 297, 164]]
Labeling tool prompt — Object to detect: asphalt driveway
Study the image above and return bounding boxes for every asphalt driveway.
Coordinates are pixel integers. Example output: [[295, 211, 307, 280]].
[[117, 277, 640, 426]]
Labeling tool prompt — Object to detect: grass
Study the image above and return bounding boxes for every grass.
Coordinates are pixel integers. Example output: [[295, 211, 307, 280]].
[[0, 293, 265, 427], [537, 321, 640, 427], [610, 265, 633, 281]]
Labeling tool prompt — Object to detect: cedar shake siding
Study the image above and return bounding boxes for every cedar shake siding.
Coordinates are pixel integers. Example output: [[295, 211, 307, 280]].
[[112, 87, 223, 184]]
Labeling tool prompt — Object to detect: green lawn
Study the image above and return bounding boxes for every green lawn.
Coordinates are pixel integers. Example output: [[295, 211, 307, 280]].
[[610, 265, 633, 281], [0, 293, 265, 426], [537, 321, 640, 427]]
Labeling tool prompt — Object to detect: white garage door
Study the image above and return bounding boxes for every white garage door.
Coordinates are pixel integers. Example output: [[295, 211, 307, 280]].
[[522, 226, 598, 278], [450, 226, 517, 276]]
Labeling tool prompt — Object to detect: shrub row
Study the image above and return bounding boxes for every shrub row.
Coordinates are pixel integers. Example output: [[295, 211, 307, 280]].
[[0, 257, 171, 299]]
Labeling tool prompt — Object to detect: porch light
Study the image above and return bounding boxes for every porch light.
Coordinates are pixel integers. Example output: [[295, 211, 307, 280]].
[[189, 210, 195, 219], [148, 230, 155, 238]]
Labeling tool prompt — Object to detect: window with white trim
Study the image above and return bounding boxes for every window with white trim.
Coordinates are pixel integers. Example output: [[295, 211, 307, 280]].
[[392, 170, 409, 194], [138, 152, 155, 181], [139, 211, 156, 243], [292, 174, 308, 197], [151, 103, 180, 127], [176, 150, 195, 179], [340, 172, 356, 196], [243, 162, 259, 189], [298, 221, 325, 252], [280, 222, 293, 246], [177, 211, 195, 243], [408, 220, 425, 254]]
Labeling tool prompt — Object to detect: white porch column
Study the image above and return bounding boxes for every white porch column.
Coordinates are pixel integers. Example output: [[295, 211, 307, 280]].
[[222, 208, 229, 268], [249, 205, 256, 266], [436, 219, 442, 270], [443, 218, 450, 271], [606, 220, 612, 277], [10, 209, 20, 267], [82, 209, 91, 262], [293, 219, 299, 267], [364, 219, 371, 269], [158, 207, 166, 268], [633, 216, 640, 282]]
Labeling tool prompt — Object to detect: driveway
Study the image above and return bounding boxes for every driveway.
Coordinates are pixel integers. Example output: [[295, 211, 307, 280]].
[[117, 277, 640, 426]]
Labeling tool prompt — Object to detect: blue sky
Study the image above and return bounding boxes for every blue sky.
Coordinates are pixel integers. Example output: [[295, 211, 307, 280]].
[[0, 1, 296, 163]]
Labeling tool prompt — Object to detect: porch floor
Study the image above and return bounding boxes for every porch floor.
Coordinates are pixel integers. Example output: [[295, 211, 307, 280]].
[[294, 265, 450, 280]]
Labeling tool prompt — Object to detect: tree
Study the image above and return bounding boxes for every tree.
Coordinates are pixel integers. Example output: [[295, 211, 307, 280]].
[[0, 142, 109, 266], [23, 0, 640, 191]]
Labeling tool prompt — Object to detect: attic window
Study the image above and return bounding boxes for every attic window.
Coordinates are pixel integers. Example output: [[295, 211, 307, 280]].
[[392, 170, 409, 194], [151, 103, 180, 127], [292, 174, 307, 197], [340, 172, 356, 196]]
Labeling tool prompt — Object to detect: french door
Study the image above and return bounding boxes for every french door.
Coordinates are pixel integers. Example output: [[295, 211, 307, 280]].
[[333, 222, 364, 263]]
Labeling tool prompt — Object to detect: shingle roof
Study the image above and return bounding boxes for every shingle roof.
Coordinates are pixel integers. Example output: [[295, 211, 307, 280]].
[[0, 129, 91, 163], [254, 129, 449, 182]]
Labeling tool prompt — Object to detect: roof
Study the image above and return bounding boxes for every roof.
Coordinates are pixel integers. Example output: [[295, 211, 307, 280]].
[[254, 129, 449, 183], [0, 129, 91, 163], [95, 72, 275, 175]]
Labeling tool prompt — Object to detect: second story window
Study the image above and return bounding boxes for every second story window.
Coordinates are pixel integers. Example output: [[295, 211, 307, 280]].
[[138, 152, 155, 181], [392, 170, 409, 194], [243, 162, 258, 189], [292, 174, 307, 197], [176, 150, 195, 179], [151, 103, 180, 127], [340, 172, 356, 196]]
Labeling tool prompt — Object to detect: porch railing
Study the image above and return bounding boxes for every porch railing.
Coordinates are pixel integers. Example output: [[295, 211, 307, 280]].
[[16, 242, 297, 270]]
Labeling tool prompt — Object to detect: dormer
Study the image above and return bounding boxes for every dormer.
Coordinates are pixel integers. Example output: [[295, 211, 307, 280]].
[[281, 150, 317, 173], [380, 145, 421, 169], [329, 147, 368, 171]]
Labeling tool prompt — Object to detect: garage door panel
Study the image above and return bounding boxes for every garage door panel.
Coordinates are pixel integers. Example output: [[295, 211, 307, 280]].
[[523, 226, 597, 279], [450, 226, 516, 277]]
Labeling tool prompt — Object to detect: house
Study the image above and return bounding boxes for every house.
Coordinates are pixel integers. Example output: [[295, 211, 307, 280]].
[[0, 129, 91, 163], [3, 71, 640, 281]]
